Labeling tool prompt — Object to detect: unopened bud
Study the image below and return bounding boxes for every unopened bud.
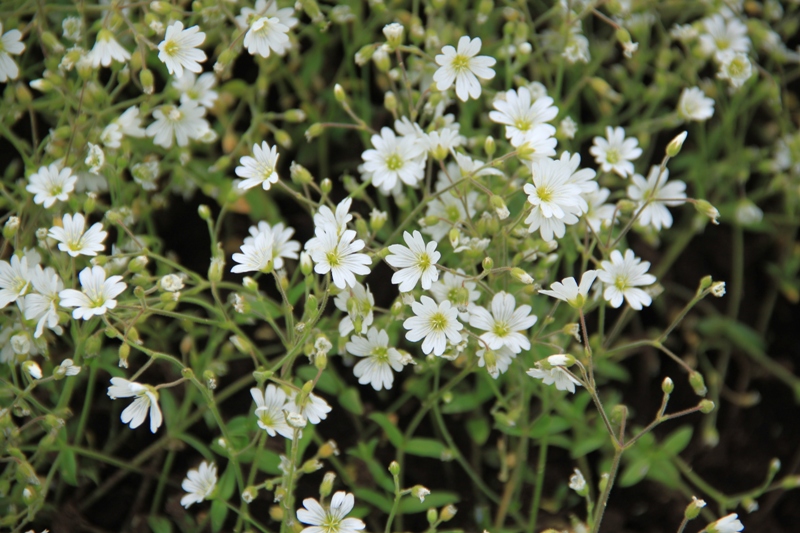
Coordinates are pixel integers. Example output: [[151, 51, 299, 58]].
[[140, 69, 154, 95], [320, 471, 336, 497], [484, 135, 496, 158], [384, 91, 397, 113], [666, 131, 688, 157], [334, 83, 346, 103], [3, 217, 20, 239], [511, 267, 533, 284], [118, 343, 131, 368], [291, 161, 314, 185], [662, 377, 674, 395], [242, 486, 258, 503], [440, 504, 457, 522], [383, 22, 404, 49], [694, 199, 720, 225], [689, 371, 707, 396], [684, 496, 706, 519], [284, 109, 306, 123], [698, 399, 715, 414], [411, 485, 430, 502], [449, 228, 460, 249], [208, 256, 224, 283], [482, 257, 493, 271], [318, 440, 339, 458], [301, 458, 323, 474], [320, 178, 333, 194], [300, 252, 313, 276], [490, 195, 510, 220], [427, 508, 438, 525]]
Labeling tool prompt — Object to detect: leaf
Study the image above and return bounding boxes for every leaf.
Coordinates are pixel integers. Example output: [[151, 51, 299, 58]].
[[218, 464, 237, 500], [618, 456, 651, 487], [148, 515, 173, 533], [405, 438, 448, 460], [297, 365, 341, 395], [570, 432, 608, 458], [61, 449, 78, 486], [660, 426, 693, 456], [347, 439, 395, 493], [529, 415, 571, 438], [210, 498, 228, 533], [441, 374, 493, 414], [398, 491, 460, 514], [369, 413, 404, 448], [647, 458, 682, 489], [353, 487, 392, 513], [338, 387, 364, 415], [466, 417, 490, 446]]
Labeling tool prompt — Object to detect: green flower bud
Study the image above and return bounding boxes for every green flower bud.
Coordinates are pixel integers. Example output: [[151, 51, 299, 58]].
[[440, 504, 457, 522], [320, 471, 336, 498], [284, 109, 307, 123], [662, 377, 674, 395], [698, 399, 715, 414], [684, 496, 706, 519], [666, 131, 688, 157], [140, 68, 155, 95], [334, 83, 346, 103], [426, 508, 438, 525], [181, 367, 195, 379], [384, 91, 397, 113], [482, 257, 493, 271], [3, 217, 20, 239], [694, 199, 720, 225], [388, 461, 400, 476], [291, 161, 314, 184], [689, 371, 707, 396]]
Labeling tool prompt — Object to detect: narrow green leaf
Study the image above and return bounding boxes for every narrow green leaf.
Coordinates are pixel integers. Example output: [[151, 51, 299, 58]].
[[618, 457, 650, 487], [60, 449, 78, 486], [148, 515, 173, 533], [466, 417, 490, 446], [353, 487, 393, 513], [210, 498, 228, 533], [338, 387, 364, 415], [660, 426, 693, 456], [369, 413, 404, 448], [405, 438, 448, 459]]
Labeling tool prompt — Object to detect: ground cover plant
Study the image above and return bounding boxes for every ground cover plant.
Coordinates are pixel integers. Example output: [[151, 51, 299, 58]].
[[1, 0, 800, 532]]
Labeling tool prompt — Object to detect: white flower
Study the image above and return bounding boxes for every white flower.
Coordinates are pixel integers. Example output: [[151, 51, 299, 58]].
[[489, 88, 558, 146], [85, 142, 104, 173], [158, 21, 206, 77], [583, 187, 616, 233], [422, 165, 479, 241], [62, 16, 82, 41], [562, 29, 590, 64], [705, 513, 744, 533], [429, 269, 480, 320], [334, 282, 374, 336], [527, 360, 582, 393], [250, 384, 294, 439], [236, 141, 280, 191], [55, 358, 81, 377], [589, 126, 642, 178], [361, 127, 426, 194], [243, 13, 290, 58], [523, 157, 586, 241], [433, 36, 496, 101], [23, 265, 64, 337], [181, 461, 217, 508], [346, 327, 407, 391], [699, 14, 750, 61], [477, 345, 515, 379], [569, 468, 586, 492], [539, 270, 598, 309], [516, 125, 558, 161], [627, 166, 687, 231], [160, 274, 185, 292], [597, 249, 656, 310], [424, 128, 463, 157], [559, 116, 578, 139], [48, 213, 107, 257], [386, 230, 441, 292], [307, 228, 371, 290], [173, 71, 218, 108], [146, 102, 210, 149], [89, 29, 130, 68], [0, 255, 31, 309], [312, 197, 353, 238], [470, 292, 537, 354], [232, 229, 274, 273], [678, 87, 715, 122], [716, 51, 753, 89], [59, 266, 126, 319], [0, 22, 25, 82], [735, 199, 763, 225], [236, 0, 298, 57], [246, 221, 300, 270], [24, 361, 42, 379], [107, 377, 163, 433], [297, 491, 365, 533], [285, 390, 331, 425], [27, 164, 77, 208], [116, 106, 147, 138], [403, 296, 463, 357]]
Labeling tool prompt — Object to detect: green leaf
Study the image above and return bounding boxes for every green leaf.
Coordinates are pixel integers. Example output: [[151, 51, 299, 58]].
[[148, 515, 173, 533], [218, 464, 237, 500], [398, 491, 460, 514], [60, 449, 78, 486], [405, 438, 448, 460], [353, 487, 392, 513], [466, 417, 490, 446], [338, 387, 364, 415], [441, 374, 493, 414], [347, 439, 395, 493], [529, 415, 571, 438], [647, 459, 682, 489], [369, 413, 404, 448], [297, 365, 341, 395], [618, 456, 650, 487], [660, 426, 693, 456], [570, 432, 608, 458], [210, 498, 228, 533]]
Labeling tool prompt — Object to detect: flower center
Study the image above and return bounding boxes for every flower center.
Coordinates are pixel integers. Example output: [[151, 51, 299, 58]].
[[163, 40, 179, 57], [321, 513, 343, 533], [715, 37, 730, 51], [326, 250, 341, 268], [445, 205, 461, 221], [371, 346, 389, 363], [614, 275, 629, 292], [536, 185, 553, 203], [727, 57, 746, 77], [417, 252, 432, 271], [429, 312, 448, 331], [605, 148, 620, 164], [258, 162, 275, 180], [451, 54, 470, 72], [514, 117, 531, 132], [386, 153, 404, 171], [492, 321, 510, 338]]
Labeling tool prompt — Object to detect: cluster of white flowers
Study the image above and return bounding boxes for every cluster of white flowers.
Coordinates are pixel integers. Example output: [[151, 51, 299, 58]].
[[250, 383, 331, 438]]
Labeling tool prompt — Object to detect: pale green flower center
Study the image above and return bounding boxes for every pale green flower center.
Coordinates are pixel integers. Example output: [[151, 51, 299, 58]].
[[492, 321, 510, 337], [258, 162, 275, 180], [259, 411, 275, 427], [614, 275, 629, 292], [326, 250, 341, 267], [727, 58, 746, 76], [162, 40, 179, 57], [386, 153, 404, 171], [536, 185, 553, 203], [320, 513, 343, 533], [605, 148, 620, 164], [445, 205, 461, 221], [451, 54, 470, 72], [429, 312, 448, 331], [715, 37, 730, 51], [371, 346, 389, 363], [514, 118, 531, 132], [417, 252, 432, 270]]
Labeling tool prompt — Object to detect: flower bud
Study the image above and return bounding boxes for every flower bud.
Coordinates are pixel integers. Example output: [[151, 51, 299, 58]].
[[411, 485, 430, 502], [484, 135, 496, 158], [440, 504, 457, 522], [23, 361, 42, 380], [689, 371, 707, 396], [698, 399, 715, 414], [694, 199, 720, 225], [300, 252, 313, 276], [482, 257, 493, 271], [384, 91, 397, 113], [383, 22, 404, 49], [388, 461, 400, 476], [684, 496, 706, 519], [666, 131, 688, 157], [318, 440, 339, 458], [372, 47, 390, 72], [449, 228, 460, 249], [320, 471, 336, 497], [118, 343, 131, 368], [284, 109, 306, 123], [511, 267, 534, 285], [662, 377, 674, 395], [242, 486, 258, 503], [286, 412, 307, 429], [427, 508, 438, 525], [354, 44, 376, 65], [334, 83, 346, 103], [291, 161, 314, 185], [370, 209, 387, 232], [3, 217, 20, 239], [140, 68, 154, 95], [320, 178, 333, 195], [769, 458, 781, 475], [208, 256, 225, 283], [301, 458, 323, 474]]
